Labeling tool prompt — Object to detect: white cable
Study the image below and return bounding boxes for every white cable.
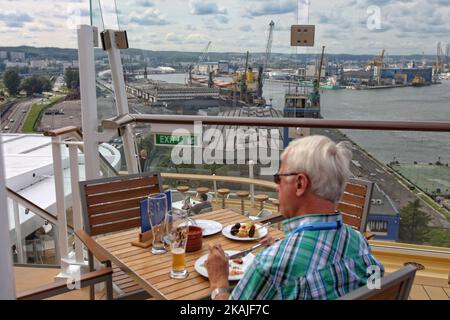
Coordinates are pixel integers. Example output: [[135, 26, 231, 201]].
[[114, 0, 121, 30], [97, 0, 105, 30]]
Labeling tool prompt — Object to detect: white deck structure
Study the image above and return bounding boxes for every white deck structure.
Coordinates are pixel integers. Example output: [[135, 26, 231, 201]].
[[2, 133, 121, 240]]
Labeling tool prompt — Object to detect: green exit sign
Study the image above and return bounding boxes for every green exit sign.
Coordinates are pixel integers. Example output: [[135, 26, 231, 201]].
[[154, 133, 197, 146]]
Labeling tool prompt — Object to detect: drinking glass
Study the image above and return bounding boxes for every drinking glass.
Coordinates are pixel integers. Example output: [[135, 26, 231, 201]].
[[165, 210, 189, 279], [147, 193, 168, 255]]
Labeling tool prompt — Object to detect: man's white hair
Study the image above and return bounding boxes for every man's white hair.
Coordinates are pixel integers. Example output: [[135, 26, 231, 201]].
[[280, 135, 352, 203]]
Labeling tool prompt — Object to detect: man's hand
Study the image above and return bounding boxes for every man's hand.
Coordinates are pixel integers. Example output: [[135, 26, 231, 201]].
[[205, 243, 229, 294]]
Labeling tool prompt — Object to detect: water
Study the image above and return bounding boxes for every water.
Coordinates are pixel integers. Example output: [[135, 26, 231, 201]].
[[147, 73, 450, 165]]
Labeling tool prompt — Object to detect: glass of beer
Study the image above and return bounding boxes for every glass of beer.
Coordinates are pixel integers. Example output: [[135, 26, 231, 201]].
[[147, 193, 168, 255], [166, 210, 189, 279]]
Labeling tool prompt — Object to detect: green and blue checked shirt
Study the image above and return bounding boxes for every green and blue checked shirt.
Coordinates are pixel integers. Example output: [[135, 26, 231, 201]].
[[230, 212, 384, 300]]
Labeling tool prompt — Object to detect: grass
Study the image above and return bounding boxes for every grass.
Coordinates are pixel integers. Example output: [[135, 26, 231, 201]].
[[392, 163, 450, 195], [21, 95, 65, 133], [389, 163, 450, 222], [418, 193, 450, 221]]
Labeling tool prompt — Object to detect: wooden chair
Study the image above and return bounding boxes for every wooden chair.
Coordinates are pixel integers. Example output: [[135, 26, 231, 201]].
[[338, 265, 417, 300], [16, 267, 114, 300], [76, 172, 163, 300], [259, 178, 375, 239], [337, 178, 374, 239]]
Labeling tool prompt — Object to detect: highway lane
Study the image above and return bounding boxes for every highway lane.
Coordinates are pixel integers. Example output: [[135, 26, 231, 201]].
[[1, 98, 39, 133]]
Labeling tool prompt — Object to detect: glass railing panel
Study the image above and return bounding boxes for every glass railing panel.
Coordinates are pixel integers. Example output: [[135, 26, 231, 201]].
[[8, 198, 59, 266], [137, 122, 450, 248]]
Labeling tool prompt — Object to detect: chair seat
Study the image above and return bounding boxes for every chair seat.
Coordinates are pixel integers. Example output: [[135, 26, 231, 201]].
[[236, 191, 250, 198], [177, 186, 190, 193], [196, 187, 209, 194], [255, 194, 269, 202], [218, 188, 230, 195], [112, 266, 143, 295]]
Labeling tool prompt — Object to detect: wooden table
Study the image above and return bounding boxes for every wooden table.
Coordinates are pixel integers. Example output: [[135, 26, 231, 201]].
[[95, 209, 284, 300]]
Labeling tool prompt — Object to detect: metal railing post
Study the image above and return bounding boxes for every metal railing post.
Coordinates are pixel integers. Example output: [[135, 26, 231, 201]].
[[0, 136, 16, 299], [68, 144, 84, 263], [213, 174, 218, 203], [51, 136, 69, 262], [248, 160, 255, 205], [12, 200, 24, 264]]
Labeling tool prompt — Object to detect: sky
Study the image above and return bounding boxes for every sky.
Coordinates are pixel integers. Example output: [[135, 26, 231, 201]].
[[0, 0, 449, 55]]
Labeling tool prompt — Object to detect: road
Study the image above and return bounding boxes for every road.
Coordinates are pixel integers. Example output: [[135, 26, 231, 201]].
[[1, 98, 39, 133]]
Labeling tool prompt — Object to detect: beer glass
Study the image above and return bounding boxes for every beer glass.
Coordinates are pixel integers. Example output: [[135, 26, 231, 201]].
[[166, 210, 189, 279], [147, 193, 168, 255]]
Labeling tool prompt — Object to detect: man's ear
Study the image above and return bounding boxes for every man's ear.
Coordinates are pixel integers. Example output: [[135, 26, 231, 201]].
[[295, 174, 309, 197]]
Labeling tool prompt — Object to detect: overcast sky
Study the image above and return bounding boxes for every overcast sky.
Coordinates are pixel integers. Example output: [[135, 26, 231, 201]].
[[0, 0, 449, 55]]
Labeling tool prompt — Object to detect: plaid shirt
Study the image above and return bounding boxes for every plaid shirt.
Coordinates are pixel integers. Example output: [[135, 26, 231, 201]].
[[230, 213, 384, 300]]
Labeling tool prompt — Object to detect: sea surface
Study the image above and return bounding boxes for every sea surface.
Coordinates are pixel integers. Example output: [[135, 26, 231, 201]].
[[146, 73, 450, 165]]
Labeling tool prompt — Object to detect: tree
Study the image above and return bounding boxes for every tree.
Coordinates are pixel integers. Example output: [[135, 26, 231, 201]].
[[64, 67, 79, 89], [20, 76, 51, 96], [399, 199, 432, 244], [3, 69, 21, 96]]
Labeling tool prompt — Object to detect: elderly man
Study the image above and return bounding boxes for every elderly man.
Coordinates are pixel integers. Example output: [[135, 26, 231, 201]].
[[206, 135, 384, 300]]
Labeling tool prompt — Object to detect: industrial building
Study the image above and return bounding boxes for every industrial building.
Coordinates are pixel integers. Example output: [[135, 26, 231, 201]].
[[379, 67, 433, 84], [196, 61, 229, 75], [367, 184, 400, 241]]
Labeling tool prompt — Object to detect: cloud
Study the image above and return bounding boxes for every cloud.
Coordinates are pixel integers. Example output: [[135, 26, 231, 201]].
[[128, 8, 169, 25], [0, 11, 33, 28], [165, 32, 208, 45], [135, 0, 154, 7], [166, 32, 184, 43], [216, 15, 229, 24], [189, 1, 227, 15], [246, 0, 296, 17], [240, 25, 254, 32], [203, 18, 227, 31]]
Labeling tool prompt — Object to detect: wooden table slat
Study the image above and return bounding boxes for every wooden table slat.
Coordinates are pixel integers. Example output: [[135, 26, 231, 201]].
[[95, 209, 283, 299]]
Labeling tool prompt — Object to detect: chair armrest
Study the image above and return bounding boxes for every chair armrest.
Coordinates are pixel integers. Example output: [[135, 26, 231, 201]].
[[75, 229, 110, 264], [17, 267, 113, 300], [364, 231, 376, 240]]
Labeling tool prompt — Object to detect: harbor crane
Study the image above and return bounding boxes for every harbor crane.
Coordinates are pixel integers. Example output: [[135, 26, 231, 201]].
[[198, 41, 212, 64], [188, 41, 212, 85], [257, 20, 275, 101]]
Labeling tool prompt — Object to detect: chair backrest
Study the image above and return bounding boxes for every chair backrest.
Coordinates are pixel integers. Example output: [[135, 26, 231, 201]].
[[258, 178, 374, 229], [337, 178, 374, 233], [338, 265, 417, 300], [79, 172, 163, 236]]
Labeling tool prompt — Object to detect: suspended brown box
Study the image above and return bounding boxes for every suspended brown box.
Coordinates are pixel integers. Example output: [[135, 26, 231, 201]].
[[291, 25, 315, 47]]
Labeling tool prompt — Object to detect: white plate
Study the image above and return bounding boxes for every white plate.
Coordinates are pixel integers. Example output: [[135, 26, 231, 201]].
[[194, 250, 255, 281], [222, 223, 268, 241], [180, 220, 223, 236]]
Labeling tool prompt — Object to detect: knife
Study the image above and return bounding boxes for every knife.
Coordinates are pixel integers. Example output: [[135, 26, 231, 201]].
[[227, 238, 280, 260]]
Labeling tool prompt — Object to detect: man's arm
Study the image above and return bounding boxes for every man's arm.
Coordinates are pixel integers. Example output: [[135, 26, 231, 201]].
[[205, 244, 231, 300]]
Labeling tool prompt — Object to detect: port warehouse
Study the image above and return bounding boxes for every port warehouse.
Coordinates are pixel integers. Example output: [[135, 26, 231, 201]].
[[380, 67, 433, 83]]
